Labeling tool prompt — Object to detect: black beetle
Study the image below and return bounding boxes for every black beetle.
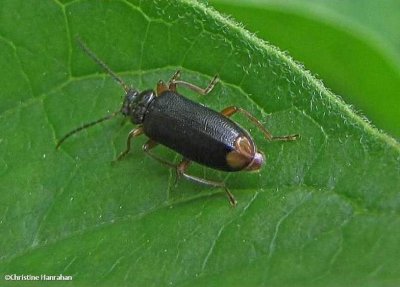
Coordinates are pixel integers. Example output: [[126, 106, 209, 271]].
[[57, 39, 299, 206]]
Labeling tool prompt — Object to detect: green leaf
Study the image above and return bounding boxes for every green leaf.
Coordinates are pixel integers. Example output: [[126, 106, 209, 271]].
[[211, 0, 400, 138], [0, 0, 399, 287]]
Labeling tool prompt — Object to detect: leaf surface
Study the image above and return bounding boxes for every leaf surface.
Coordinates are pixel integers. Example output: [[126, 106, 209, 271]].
[[0, 0, 399, 286], [211, 0, 400, 137]]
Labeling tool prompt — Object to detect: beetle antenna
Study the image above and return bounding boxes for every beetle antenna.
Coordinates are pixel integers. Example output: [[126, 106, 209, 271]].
[[76, 37, 130, 93], [56, 110, 120, 149]]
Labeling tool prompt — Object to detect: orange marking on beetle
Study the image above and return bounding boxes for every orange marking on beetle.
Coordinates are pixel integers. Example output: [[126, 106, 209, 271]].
[[156, 80, 169, 96], [226, 136, 264, 171], [226, 136, 254, 169]]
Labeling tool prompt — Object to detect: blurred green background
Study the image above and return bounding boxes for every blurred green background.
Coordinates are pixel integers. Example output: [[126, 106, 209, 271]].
[[210, 0, 400, 139]]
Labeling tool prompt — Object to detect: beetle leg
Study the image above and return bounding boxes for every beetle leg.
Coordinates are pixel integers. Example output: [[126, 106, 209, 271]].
[[179, 172, 237, 207], [221, 106, 299, 141], [170, 72, 219, 96], [143, 146, 237, 206], [174, 158, 236, 206], [156, 80, 170, 96], [168, 70, 181, 92], [142, 139, 176, 168], [114, 127, 144, 161], [175, 158, 191, 185]]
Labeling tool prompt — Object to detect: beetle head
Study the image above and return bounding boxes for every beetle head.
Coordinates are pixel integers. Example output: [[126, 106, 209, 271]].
[[121, 89, 155, 124]]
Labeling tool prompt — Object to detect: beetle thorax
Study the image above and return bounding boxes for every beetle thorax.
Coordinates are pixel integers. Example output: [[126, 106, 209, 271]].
[[121, 89, 155, 124]]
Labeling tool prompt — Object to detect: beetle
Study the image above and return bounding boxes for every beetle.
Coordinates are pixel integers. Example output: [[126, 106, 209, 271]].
[[56, 39, 299, 206]]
